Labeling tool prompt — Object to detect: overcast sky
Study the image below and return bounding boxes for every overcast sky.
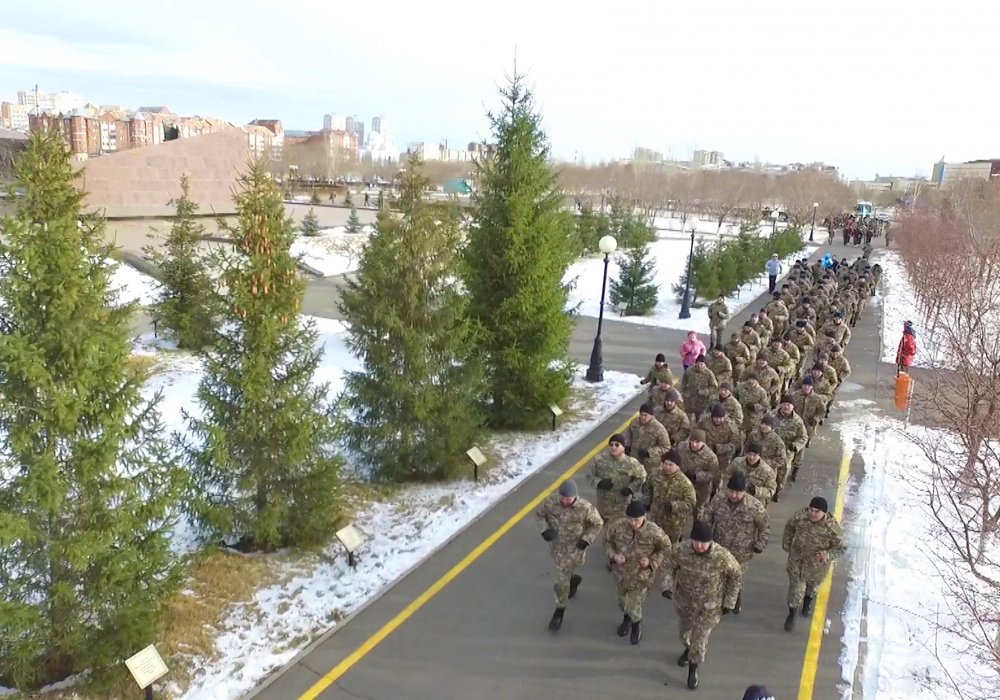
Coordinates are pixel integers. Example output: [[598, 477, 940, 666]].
[[0, 0, 993, 179]]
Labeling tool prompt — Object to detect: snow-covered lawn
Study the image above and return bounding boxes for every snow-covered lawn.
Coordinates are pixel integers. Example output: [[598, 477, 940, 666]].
[[565, 236, 817, 334], [874, 250, 948, 368], [650, 214, 791, 237], [131, 318, 640, 700], [290, 226, 370, 277], [109, 259, 161, 307], [838, 415, 999, 699]]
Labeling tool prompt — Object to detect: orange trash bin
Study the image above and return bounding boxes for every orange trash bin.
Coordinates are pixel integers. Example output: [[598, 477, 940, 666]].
[[895, 372, 913, 410]]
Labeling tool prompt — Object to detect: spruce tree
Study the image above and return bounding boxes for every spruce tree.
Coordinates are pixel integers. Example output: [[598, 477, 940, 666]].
[[344, 189, 354, 207], [144, 175, 218, 349], [300, 207, 321, 236], [185, 158, 341, 552], [338, 158, 484, 482], [609, 245, 658, 315], [345, 205, 363, 234], [716, 245, 739, 295], [0, 130, 184, 690], [310, 189, 321, 205], [464, 72, 576, 428]]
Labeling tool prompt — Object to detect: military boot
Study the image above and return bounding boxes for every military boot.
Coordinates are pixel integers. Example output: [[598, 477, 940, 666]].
[[616, 614, 631, 637], [568, 574, 582, 599], [687, 663, 699, 689], [784, 607, 797, 632], [733, 592, 742, 615], [790, 466, 800, 482], [677, 647, 690, 666], [801, 594, 815, 616], [630, 620, 642, 645], [771, 488, 781, 503], [548, 607, 565, 631]]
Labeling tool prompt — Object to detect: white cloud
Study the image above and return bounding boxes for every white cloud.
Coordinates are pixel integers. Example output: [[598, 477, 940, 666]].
[[0, 0, 996, 178]]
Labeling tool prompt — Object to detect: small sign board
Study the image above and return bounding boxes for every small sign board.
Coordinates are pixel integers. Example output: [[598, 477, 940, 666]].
[[548, 404, 564, 417], [125, 645, 168, 690], [616, 302, 628, 311], [466, 446, 487, 467], [336, 524, 365, 554]]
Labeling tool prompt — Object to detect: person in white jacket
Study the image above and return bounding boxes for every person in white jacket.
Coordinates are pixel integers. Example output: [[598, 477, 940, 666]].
[[765, 254, 783, 293]]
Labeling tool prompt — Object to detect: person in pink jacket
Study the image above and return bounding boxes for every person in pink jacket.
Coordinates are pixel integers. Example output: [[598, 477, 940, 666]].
[[680, 331, 707, 372]]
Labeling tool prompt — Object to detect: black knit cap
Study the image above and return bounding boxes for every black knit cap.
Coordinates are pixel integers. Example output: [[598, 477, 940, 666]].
[[711, 403, 727, 418], [695, 354, 706, 364], [609, 433, 626, 445], [639, 402, 655, 415], [690, 521, 714, 542], [746, 442, 762, 454], [662, 449, 682, 466], [626, 500, 646, 518], [655, 352, 666, 362], [727, 472, 747, 491], [809, 496, 829, 513]]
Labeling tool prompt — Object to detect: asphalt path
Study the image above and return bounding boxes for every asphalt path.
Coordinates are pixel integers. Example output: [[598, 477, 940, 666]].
[[242, 237, 884, 700]]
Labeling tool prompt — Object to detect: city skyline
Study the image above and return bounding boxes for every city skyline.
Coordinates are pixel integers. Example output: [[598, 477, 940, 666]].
[[0, 0, 992, 179]]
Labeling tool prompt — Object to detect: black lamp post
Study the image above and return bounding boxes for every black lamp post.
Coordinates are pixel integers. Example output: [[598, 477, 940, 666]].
[[810, 202, 819, 242], [679, 226, 696, 320], [586, 235, 618, 382]]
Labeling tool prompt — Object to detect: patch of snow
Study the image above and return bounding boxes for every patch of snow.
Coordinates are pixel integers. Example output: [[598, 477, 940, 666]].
[[290, 227, 370, 277], [565, 237, 817, 333], [176, 364, 639, 700], [108, 259, 162, 307], [875, 250, 949, 368], [838, 416, 999, 699]]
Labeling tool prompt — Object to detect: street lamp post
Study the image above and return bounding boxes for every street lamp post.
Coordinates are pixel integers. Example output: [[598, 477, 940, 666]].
[[585, 235, 618, 382], [679, 223, 697, 320], [810, 202, 819, 242]]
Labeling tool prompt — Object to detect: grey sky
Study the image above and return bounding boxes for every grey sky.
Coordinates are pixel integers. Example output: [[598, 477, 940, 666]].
[[0, 0, 994, 179]]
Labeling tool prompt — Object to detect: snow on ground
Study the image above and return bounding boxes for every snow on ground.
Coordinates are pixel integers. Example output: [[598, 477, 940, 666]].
[[130, 318, 640, 700], [290, 226, 370, 277], [109, 259, 161, 307], [650, 214, 786, 236], [565, 236, 817, 334], [838, 416, 998, 699], [875, 250, 949, 368]]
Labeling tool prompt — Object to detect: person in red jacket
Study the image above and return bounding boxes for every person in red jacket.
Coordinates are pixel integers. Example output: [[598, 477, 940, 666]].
[[895, 320, 917, 373]]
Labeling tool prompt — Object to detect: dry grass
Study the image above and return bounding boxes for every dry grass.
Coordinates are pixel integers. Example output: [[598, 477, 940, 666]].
[[124, 353, 162, 380]]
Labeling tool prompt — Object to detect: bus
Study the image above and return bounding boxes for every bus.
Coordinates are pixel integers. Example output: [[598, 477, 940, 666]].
[[855, 201, 874, 218]]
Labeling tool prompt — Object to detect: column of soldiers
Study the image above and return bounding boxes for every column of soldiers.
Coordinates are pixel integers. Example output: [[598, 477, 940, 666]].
[[535, 253, 874, 690]]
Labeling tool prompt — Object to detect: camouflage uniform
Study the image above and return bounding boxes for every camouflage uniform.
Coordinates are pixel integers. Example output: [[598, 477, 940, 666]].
[[743, 426, 786, 473], [641, 363, 675, 394], [819, 319, 852, 348], [661, 542, 741, 665], [643, 468, 697, 544], [697, 416, 742, 472], [794, 374, 834, 409], [536, 495, 604, 606], [755, 314, 774, 347], [676, 441, 720, 511], [654, 403, 691, 445], [706, 352, 733, 386], [723, 456, 778, 504], [703, 492, 770, 588], [783, 508, 846, 608], [787, 328, 815, 366], [626, 415, 672, 472], [753, 362, 782, 405], [682, 365, 718, 421], [761, 346, 794, 394], [714, 392, 743, 426], [766, 299, 790, 338], [651, 382, 681, 408], [782, 340, 802, 376], [735, 379, 770, 435], [724, 336, 752, 382], [586, 452, 646, 523], [707, 299, 730, 348], [829, 354, 851, 387], [769, 409, 809, 486], [791, 388, 826, 442], [605, 517, 670, 622], [740, 327, 763, 364]]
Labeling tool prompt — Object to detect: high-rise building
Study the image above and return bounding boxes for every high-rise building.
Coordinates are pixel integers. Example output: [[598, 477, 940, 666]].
[[17, 88, 86, 114], [0, 102, 31, 132], [345, 115, 364, 146], [371, 115, 384, 135], [323, 113, 346, 131]]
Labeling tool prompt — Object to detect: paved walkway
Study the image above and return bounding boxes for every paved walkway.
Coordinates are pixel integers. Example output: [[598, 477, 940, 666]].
[[243, 238, 883, 699]]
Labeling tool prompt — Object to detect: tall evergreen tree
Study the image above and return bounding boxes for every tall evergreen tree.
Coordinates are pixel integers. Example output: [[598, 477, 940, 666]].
[[0, 130, 185, 690], [145, 175, 218, 349], [185, 158, 341, 552], [464, 72, 576, 428], [609, 245, 659, 315], [338, 158, 484, 482], [300, 207, 321, 236], [345, 205, 363, 234], [310, 189, 322, 205]]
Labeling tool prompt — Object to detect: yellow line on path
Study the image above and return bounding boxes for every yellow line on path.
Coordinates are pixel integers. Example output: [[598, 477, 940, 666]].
[[298, 413, 637, 700], [797, 448, 852, 700]]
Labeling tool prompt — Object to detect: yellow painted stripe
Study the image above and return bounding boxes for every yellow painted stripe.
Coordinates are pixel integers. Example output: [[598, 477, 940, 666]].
[[298, 412, 638, 700], [797, 448, 852, 700]]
